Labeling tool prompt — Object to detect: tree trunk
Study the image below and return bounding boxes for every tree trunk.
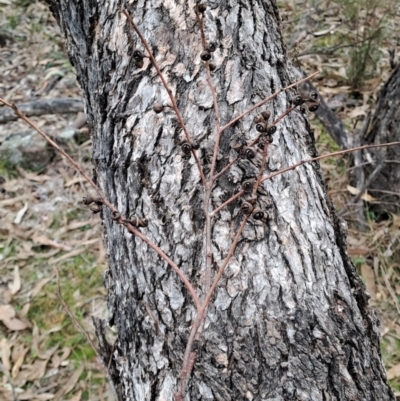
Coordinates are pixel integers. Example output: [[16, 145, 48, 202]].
[[365, 64, 400, 213], [45, 1, 394, 400]]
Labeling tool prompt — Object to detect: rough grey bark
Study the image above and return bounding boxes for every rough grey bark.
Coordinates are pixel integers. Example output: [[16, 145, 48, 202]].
[[365, 64, 400, 212], [45, 1, 393, 400]]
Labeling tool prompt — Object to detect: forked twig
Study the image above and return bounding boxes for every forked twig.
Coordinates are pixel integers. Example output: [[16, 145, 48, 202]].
[[0, 97, 200, 311], [123, 10, 207, 187], [195, 8, 221, 182], [55, 268, 120, 401], [260, 142, 400, 184], [211, 141, 400, 215], [177, 215, 250, 399], [194, 7, 221, 295]]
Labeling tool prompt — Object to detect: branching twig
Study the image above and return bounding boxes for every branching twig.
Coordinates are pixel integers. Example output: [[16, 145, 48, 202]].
[[123, 10, 207, 187], [211, 141, 400, 215], [195, 8, 221, 182], [194, 8, 220, 294], [0, 97, 200, 311], [177, 215, 249, 399]]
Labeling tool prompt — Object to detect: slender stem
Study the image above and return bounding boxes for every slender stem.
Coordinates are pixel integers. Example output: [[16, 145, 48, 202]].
[[220, 71, 319, 133], [195, 9, 221, 181], [0, 96, 201, 311], [260, 141, 400, 184], [123, 10, 207, 187], [204, 189, 213, 294], [0, 98, 100, 194], [211, 141, 400, 215], [195, 9, 219, 295], [253, 144, 269, 196], [201, 216, 249, 312], [212, 157, 238, 182], [125, 222, 201, 310], [177, 215, 249, 399], [177, 318, 201, 399], [211, 190, 244, 216]]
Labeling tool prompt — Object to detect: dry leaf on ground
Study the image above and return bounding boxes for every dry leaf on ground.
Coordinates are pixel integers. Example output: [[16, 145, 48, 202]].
[[0, 304, 30, 331]]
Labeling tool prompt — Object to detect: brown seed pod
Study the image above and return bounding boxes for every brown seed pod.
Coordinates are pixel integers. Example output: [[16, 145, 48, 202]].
[[82, 196, 94, 205], [308, 102, 320, 112], [252, 208, 265, 220], [133, 49, 144, 62], [197, 3, 207, 12], [111, 211, 121, 221], [89, 203, 102, 214], [209, 61, 216, 71], [242, 179, 255, 192], [241, 201, 253, 214], [153, 103, 164, 113], [253, 115, 264, 124], [267, 125, 277, 135], [128, 215, 148, 228], [192, 142, 200, 150], [245, 195, 257, 205], [181, 142, 192, 155], [200, 50, 212, 61], [245, 147, 256, 159], [261, 111, 271, 121], [309, 91, 319, 101], [290, 95, 305, 106], [256, 122, 267, 133], [232, 139, 246, 153], [93, 197, 104, 205], [264, 134, 273, 144], [257, 141, 266, 150], [207, 43, 217, 52]]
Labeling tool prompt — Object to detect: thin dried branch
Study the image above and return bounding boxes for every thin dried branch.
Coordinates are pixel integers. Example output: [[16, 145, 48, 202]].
[[194, 8, 221, 181], [220, 71, 319, 133], [55, 268, 120, 401], [194, 7, 220, 294], [253, 144, 270, 196], [177, 215, 249, 400], [123, 10, 207, 187], [201, 215, 249, 312], [0, 97, 84, 124], [0, 97, 100, 195], [123, 221, 201, 310], [211, 141, 400, 215], [0, 96, 200, 311], [260, 142, 400, 184]]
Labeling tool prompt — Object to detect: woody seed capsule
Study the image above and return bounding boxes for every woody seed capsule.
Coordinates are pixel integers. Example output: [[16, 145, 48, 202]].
[[200, 50, 212, 61]]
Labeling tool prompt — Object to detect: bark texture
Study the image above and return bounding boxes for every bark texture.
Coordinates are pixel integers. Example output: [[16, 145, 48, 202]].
[[365, 64, 400, 212], [46, 0, 393, 400]]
